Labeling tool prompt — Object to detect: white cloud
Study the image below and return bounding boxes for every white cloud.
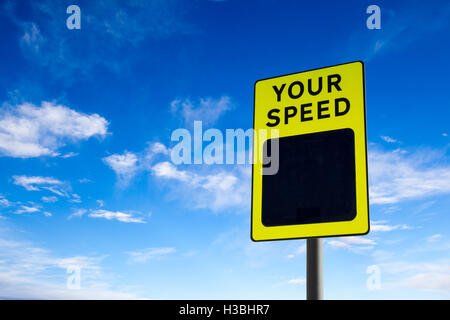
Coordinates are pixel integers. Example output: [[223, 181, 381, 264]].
[[170, 96, 233, 125], [103, 152, 138, 175], [152, 161, 191, 182], [42, 186, 68, 197], [427, 234, 443, 243], [12, 175, 70, 199], [369, 147, 450, 204], [103, 142, 168, 186], [103, 151, 139, 186], [20, 22, 45, 54], [69, 193, 82, 203], [287, 243, 306, 259], [380, 135, 397, 143], [327, 236, 376, 251], [148, 142, 169, 156], [213, 227, 307, 269], [68, 209, 87, 219], [0, 102, 108, 158], [152, 161, 250, 212], [60, 152, 78, 158], [8, 0, 194, 79], [126, 247, 176, 264], [0, 236, 141, 299], [13, 175, 62, 191], [105, 139, 250, 213], [381, 261, 450, 293], [287, 277, 306, 285], [16, 204, 40, 214], [382, 261, 450, 274], [41, 196, 58, 203], [405, 272, 450, 292], [106, 138, 249, 213], [370, 220, 412, 232], [88, 209, 146, 224], [0, 195, 11, 207]]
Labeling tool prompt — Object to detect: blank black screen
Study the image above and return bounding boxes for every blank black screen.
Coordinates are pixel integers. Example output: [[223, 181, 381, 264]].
[[261, 128, 356, 226]]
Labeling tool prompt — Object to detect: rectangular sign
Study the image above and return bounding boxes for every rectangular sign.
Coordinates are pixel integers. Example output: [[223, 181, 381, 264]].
[[251, 61, 369, 241]]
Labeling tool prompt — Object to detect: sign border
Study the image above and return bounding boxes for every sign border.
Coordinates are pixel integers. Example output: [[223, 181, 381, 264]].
[[251, 60, 370, 242]]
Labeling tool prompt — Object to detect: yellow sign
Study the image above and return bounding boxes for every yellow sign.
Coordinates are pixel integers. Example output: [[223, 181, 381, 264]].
[[251, 61, 369, 241]]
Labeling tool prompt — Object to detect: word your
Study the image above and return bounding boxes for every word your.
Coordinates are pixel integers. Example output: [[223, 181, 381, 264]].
[[366, 5, 381, 30], [66, 5, 81, 30], [170, 121, 279, 175], [266, 74, 350, 127]]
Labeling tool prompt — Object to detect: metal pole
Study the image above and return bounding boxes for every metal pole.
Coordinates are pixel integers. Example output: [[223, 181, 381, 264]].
[[306, 238, 323, 300]]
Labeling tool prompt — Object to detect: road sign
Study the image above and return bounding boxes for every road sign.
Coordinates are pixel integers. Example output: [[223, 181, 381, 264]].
[[251, 61, 369, 241]]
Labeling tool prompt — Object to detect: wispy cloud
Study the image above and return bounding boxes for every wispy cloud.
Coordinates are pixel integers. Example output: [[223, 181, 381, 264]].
[[347, 3, 450, 61], [380, 135, 397, 143], [287, 243, 306, 259], [427, 234, 443, 243], [41, 196, 58, 203], [171, 96, 233, 126], [0, 102, 108, 158], [104, 135, 250, 212], [213, 227, 307, 269], [126, 247, 176, 264], [405, 272, 450, 292], [0, 195, 12, 207], [12, 175, 85, 205], [67, 208, 87, 220], [380, 260, 450, 294], [152, 161, 191, 182], [69, 194, 81, 203], [103, 152, 139, 186], [369, 146, 450, 204], [0, 236, 141, 299], [60, 152, 78, 159], [327, 236, 376, 251], [152, 161, 251, 212], [88, 209, 146, 224], [12, 174, 75, 201], [12, 175, 62, 191], [370, 220, 413, 232], [103, 142, 169, 187], [67, 206, 145, 223], [20, 22, 45, 54], [5, 0, 195, 80], [287, 277, 306, 285], [16, 204, 40, 215]]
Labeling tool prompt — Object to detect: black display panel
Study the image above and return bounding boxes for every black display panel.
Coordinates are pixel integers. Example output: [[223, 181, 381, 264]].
[[261, 128, 357, 226]]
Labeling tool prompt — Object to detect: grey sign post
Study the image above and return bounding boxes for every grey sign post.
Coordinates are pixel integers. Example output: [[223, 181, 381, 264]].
[[306, 238, 323, 300]]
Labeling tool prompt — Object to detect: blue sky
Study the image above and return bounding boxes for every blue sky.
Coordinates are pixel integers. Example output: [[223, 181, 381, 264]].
[[0, 0, 449, 299]]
